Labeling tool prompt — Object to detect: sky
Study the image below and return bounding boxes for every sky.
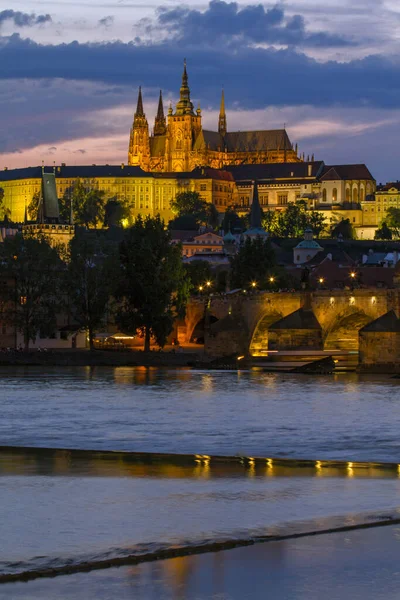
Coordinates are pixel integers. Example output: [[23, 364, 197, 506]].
[[1, 0, 400, 182]]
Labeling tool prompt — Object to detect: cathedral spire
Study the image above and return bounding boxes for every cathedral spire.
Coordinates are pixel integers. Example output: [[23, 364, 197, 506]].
[[218, 87, 227, 136], [250, 181, 262, 230], [154, 90, 167, 136], [175, 58, 194, 115], [135, 86, 144, 117]]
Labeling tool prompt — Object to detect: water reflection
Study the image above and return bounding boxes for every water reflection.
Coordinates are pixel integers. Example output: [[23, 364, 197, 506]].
[[0, 448, 399, 480]]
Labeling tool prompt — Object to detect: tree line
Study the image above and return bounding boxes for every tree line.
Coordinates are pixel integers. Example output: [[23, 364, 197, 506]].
[[0, 215, 286, 351]]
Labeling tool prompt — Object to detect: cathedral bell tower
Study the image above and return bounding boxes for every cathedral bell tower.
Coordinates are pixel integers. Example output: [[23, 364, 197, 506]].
[[166, 60, 202, 172], [128, 86, 150, 168]]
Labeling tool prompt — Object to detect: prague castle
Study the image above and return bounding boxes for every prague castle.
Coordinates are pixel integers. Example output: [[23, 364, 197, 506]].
[[0, 61, 383, 239], [128, 61, 301, 172]]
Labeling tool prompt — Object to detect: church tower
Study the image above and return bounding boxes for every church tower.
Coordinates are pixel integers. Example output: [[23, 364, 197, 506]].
[[218, 88, 227, 137], [128, 86, 150, 168], [166, 60, 202, 172], [153, 90, 167, 136]]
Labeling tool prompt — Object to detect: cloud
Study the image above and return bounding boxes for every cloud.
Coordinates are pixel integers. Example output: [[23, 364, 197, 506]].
[[1, 33, 400, 111], [98, 16, 114, 28], [0, 10, 52, 29], [151, 1, 353, 48]]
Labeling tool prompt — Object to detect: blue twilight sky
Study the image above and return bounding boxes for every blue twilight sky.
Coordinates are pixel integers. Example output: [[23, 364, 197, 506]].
[[1, 0, 400, 181]]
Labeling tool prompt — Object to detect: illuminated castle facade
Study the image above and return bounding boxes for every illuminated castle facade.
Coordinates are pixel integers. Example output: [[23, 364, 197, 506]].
[[128, 61, 301, 172]]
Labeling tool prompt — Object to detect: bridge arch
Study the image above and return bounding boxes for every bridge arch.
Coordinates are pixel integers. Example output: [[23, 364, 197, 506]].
[[249, 311, 283, 355], [189, 314, 219, 344], [324, 309, 375, 351]]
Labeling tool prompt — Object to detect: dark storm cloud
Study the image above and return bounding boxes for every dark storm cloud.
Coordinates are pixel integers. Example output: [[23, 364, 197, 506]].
[[0, 33, 400, 110], [153, 1, 353, 48], [0, 10, 52, 29]]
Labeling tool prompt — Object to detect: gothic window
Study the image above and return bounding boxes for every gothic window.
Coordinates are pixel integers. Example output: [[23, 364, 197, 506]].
[[360, 188, 365, 202], [332, 188, 337, 202], [353, 188, 358, 203], [322, 189, 327, 202], [346, 188, 351, 202]]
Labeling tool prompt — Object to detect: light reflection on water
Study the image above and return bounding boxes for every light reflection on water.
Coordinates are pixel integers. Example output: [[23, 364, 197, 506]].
[[4, 526, 400, 600], [0, 367, 400, 461], [1, 449, 400, 578]]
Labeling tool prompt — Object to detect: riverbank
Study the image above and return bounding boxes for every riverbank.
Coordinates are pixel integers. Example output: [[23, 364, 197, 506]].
[[0, 348, 201, 367]]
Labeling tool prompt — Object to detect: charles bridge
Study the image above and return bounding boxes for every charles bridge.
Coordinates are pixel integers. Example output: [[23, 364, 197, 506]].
[[181, 289, 400, 358]]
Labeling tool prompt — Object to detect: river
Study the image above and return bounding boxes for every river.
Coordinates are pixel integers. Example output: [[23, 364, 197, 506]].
[[1, 367, 400, 598]]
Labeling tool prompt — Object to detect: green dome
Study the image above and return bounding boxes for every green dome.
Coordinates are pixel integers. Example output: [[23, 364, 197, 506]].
[[223, 230, 236, 243], [295, 240, 323, 249]]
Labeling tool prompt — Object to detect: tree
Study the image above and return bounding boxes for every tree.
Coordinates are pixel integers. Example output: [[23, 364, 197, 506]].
[[375, 222, 393, 240], [168, 214, 199, 231], [64, 231, 118, 350], [230, 237, 276, 289], [262, 209, 278, 234], [104, 198, 129, 228], [116, 215, 190, 351], [0, 188, 11, 222], [170, 191, 217, 228], [0, 233, 62, 349], [184, 260, 212, 292], [222, 208, 244, 233], [385, 207, 400, 238], [28, 191, 41, 221], [275, 201, 326, 238], [64, 179, 107, 228], [331, 218, 355, 240]]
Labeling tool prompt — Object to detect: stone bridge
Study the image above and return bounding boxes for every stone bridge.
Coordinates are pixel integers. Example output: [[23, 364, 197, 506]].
[[182, 289, 400, 357]]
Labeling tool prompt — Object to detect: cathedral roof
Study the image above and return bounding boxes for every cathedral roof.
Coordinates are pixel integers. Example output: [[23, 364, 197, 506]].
[[196, 129, 293, 153], [224, 129, 292, 152]]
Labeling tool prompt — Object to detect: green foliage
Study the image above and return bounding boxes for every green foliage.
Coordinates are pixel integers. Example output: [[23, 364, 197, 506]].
[[64, 230, 118, 350], [28, 191, 41, 221], [275, 201, 326, 238], [0, 233, 62, 349], [375, 222, 393, 240], [184, 261, 212, 293], [168, 214, 199, 231], [115, 215, 190, 351], [385, 207, 400, 238], [331, 218, 355, 240], [222, 208, 245, 233], [170, 191, 217, 229], [72, 181, 107, 228], [0, 188, 10, 222], [261, 210, 278, 234], [260, 202, 325, 238], [230, 237, 277, 289], [104, 198, 129, 228]]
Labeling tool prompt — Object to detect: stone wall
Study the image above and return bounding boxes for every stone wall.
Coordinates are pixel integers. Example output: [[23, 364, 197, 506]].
[[359, 331, 400, 365], [268, 329, 323, 351]]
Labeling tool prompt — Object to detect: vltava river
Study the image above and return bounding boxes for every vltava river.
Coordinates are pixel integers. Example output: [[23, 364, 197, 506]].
[[1, 367, 400, 598], [0, 367, 400, 461]]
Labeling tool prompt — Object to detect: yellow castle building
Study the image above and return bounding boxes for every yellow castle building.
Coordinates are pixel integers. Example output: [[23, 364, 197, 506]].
[[128, 61, 301, 172]]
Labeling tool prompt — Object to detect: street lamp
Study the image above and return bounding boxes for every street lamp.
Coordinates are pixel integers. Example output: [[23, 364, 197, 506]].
[[269, 276, 275, 284], [206, 280, 212, 288], [251, 281, 257, 289], [350, 271, 356, 279], [199, 285, 204, 292]]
